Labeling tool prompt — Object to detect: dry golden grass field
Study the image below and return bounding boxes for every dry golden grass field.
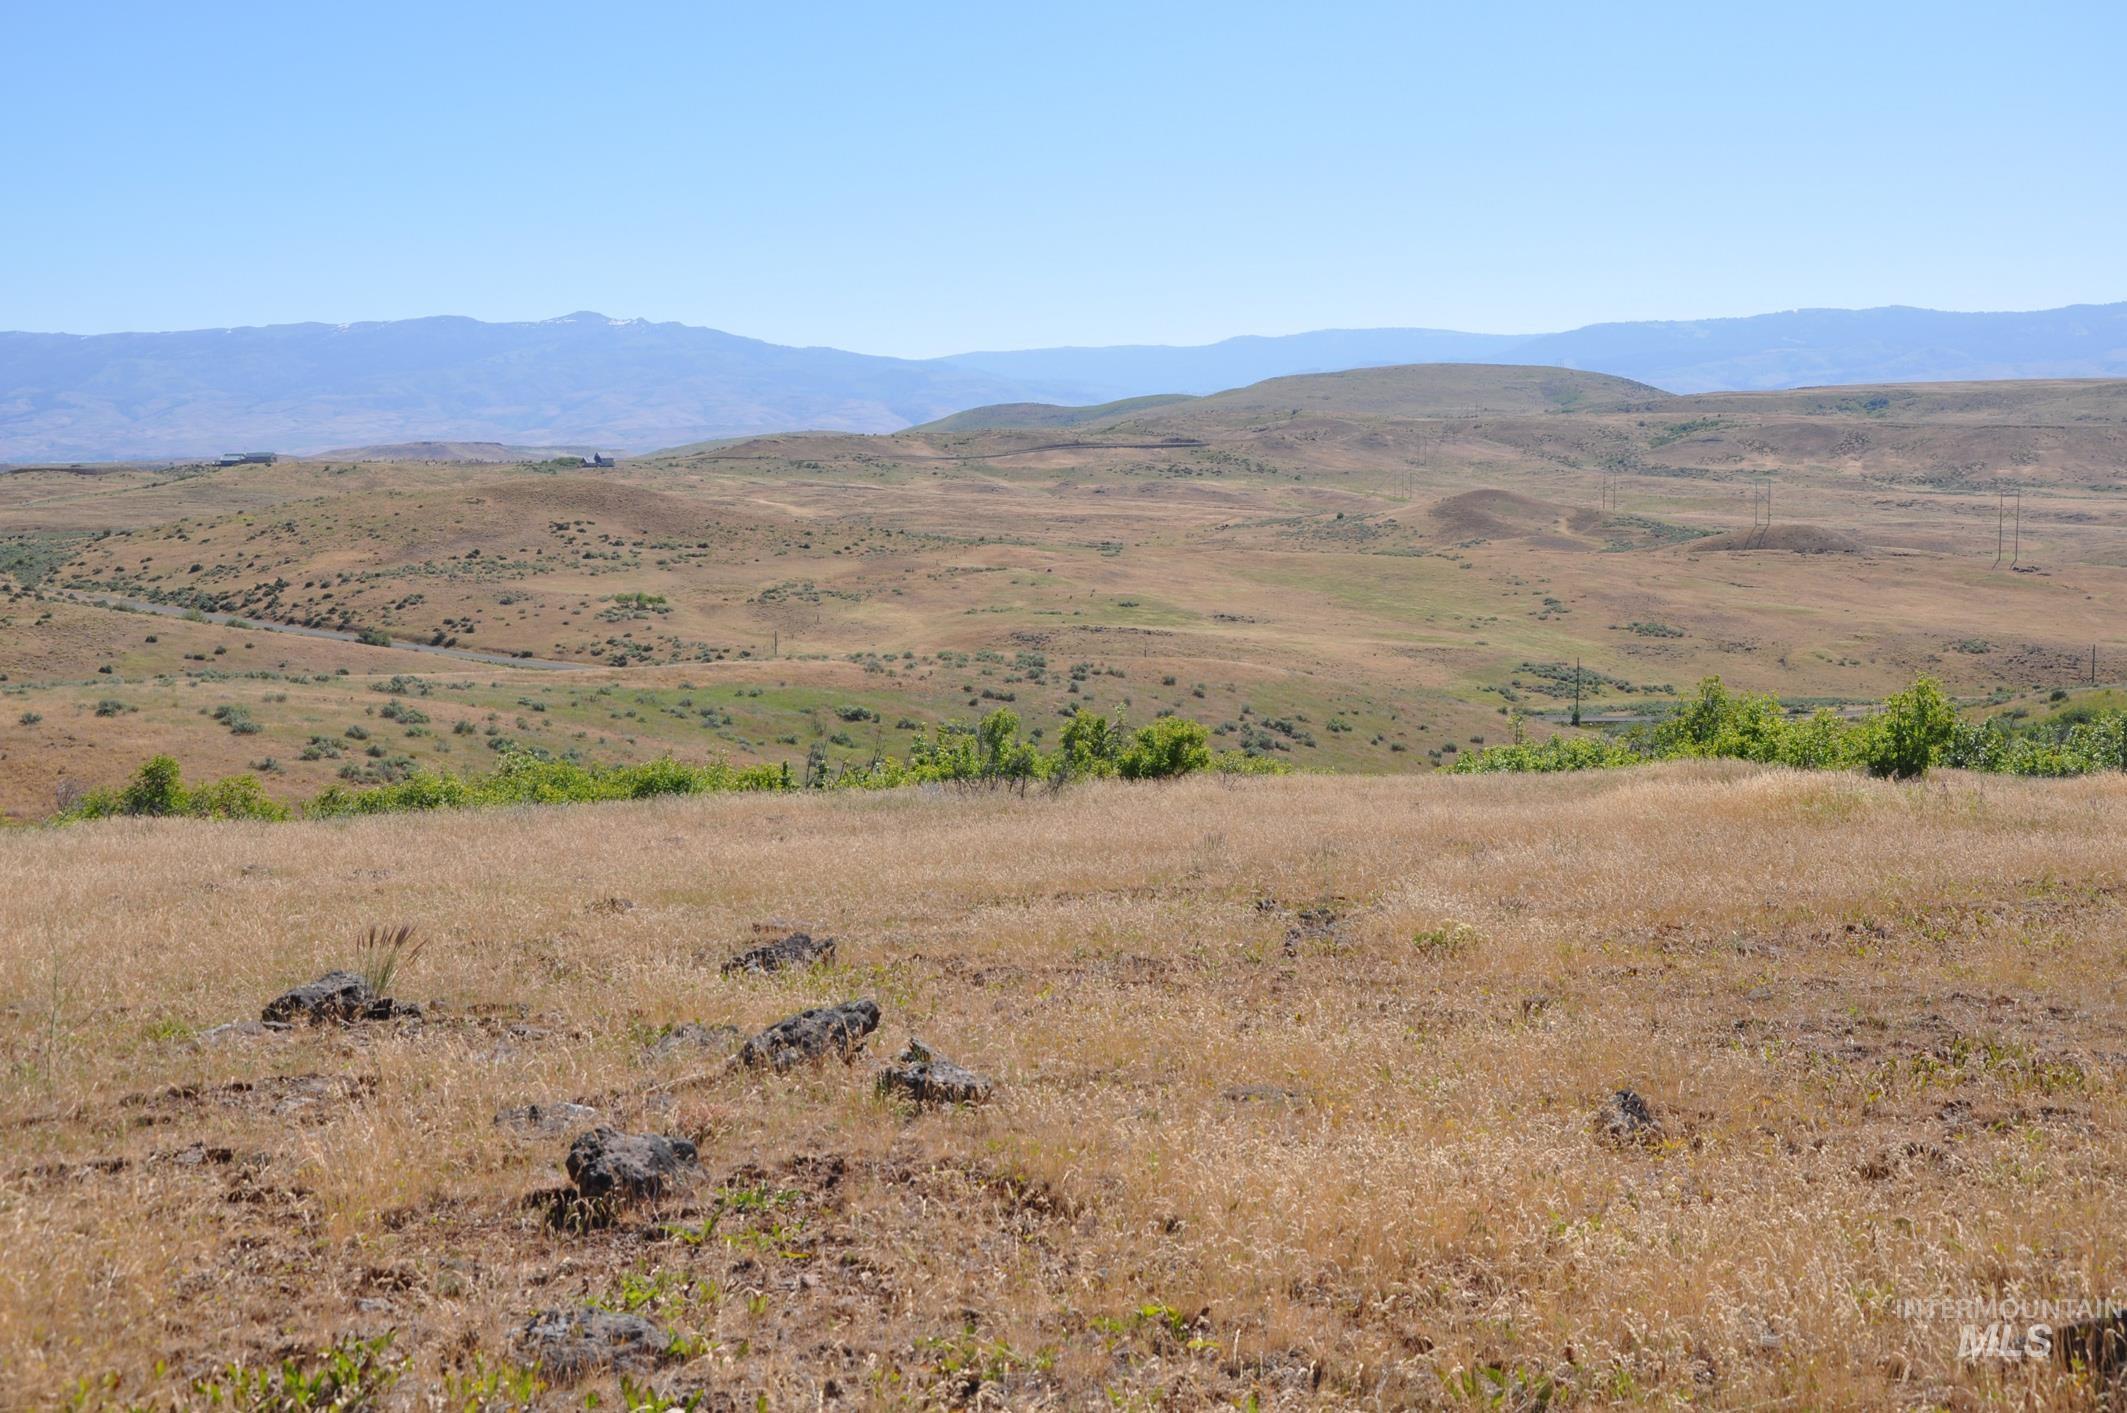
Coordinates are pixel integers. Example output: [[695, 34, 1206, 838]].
[[7, 365, 2127, 821], [5, 766, 2127, 1407]]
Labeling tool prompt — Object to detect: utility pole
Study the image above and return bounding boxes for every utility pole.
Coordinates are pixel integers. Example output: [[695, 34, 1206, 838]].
[[1571, 658, 1582, 727]]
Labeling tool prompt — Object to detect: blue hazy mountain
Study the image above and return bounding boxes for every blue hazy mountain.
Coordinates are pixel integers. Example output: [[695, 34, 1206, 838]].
[[5, 303, 2125, 462]]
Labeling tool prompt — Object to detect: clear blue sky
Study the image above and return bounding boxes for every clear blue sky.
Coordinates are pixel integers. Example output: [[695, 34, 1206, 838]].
[[6, 1, 2122, 355]]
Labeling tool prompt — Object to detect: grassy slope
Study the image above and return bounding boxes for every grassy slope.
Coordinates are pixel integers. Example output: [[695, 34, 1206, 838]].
[[3, 768, 2124, 1406], [6, 365, 2127, 818], [912, 393, 1198, 433]]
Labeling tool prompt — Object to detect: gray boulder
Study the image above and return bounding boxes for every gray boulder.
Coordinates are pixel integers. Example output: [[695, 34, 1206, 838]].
[[721, 931, 835, 976], [261, 970, 419, 1025], [517, 1307, 674, 1377], [565, 1125, 698, 1202], [739, 999, 880, 1073], [876, 1037, 993, 1106]]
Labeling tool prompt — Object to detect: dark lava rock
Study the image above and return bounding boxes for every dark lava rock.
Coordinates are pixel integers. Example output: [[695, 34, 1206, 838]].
[[261, 971, 420, 1026], [495, 1101, 601, 1137], [721, 931, 836, 976], [648, 1021, 741, 1060], [1600, 1089, 1662, 1144], [739, 999, 880, 1073], [517, 1306, 675, 1377], [876, 1037, 994, 1106], [2056, 1310, 2127, 1373], [565, 1126, 697, 1202]]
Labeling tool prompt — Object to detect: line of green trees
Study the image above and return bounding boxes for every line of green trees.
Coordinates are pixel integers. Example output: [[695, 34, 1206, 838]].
[[1451, 675, 2127, 779], [59, 708, 1288, 824]]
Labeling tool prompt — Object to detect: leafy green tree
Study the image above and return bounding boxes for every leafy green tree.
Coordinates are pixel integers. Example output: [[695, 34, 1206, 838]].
[[119, 755, 188, 816], [1118, 717, 1211, 779], [1057, 708, 1122, 778], [1655, 676, 1786, 760], [975, 708, 1042, 784], [1774, 709, 1859, 769], [1860, 675, 1957, 779]]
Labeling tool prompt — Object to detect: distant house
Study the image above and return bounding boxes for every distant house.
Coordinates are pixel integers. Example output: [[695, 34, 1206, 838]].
[[217, 451, 276, 466], [580, 453, 615, 468]]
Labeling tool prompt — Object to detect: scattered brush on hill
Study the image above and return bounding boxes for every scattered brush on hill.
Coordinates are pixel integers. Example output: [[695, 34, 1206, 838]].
[[1453, 674, 2127, 780], [55, 709, 1287, 825]]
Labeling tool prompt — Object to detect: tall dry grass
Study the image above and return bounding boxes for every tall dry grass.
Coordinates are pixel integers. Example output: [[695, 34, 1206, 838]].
[[1, 763, 2124, 1406]]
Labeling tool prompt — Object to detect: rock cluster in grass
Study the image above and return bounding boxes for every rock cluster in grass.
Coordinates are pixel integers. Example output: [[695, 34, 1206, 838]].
[[720, 930, 835, 976], [261, 970, 420, 1025]]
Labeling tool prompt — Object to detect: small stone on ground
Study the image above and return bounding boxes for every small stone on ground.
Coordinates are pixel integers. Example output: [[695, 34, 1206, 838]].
[[721, 931, 836, 975], [517, 1307, 676, 1377], [877, 1036, 994, 1105]]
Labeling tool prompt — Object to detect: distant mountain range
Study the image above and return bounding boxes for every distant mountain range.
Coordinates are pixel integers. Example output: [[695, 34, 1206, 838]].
[[5, 302, 2125, 462], [939, 303, 2127, 400]]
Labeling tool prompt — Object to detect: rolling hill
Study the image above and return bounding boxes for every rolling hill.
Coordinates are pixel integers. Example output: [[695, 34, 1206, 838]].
[[13, 360, 2127, 820], [937, 303, 2127, 398], [918, 365, 1667, 436], [7, 303, 2127, 463]]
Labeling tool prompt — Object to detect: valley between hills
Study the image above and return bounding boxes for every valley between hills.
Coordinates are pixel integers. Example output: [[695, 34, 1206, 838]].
[[5, 363, 2125, 821]]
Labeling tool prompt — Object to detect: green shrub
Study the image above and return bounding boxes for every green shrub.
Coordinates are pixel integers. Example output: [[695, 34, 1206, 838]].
[[1057, 708, 1124, 778], [186, 774, 292, 821], [66, 755, 288, 822], [1118, 717, 1211, 780], [1448, 672, 2101, 783], [1773, 708, 1861, 770], [1211, 749, 1294, 776], [1859, 676, 1956, 779], [1654, 677, 1786, 761], [120, 755, 188, 816], [1449, 735, 1639, 774]]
